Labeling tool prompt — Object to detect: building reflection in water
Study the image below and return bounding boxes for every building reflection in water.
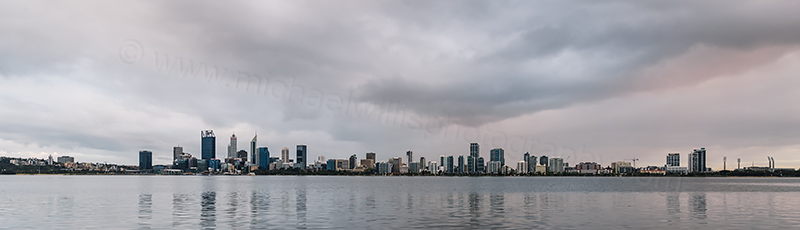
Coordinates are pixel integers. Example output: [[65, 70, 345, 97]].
[[296, 185, 308, 229], [172, 193, 191, 228], [200, 191, 216, 229], [666, 193, 680, 215], [250, 191, 270, 227], [468, 193, 481, 226], [689, 192, 707, 220], [138, 194, 152, 229]]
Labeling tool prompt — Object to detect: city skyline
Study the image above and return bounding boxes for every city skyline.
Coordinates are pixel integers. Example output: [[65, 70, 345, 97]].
[[2, 1, 800, 169]]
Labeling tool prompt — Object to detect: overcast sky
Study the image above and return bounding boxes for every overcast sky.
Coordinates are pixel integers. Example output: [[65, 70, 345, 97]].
[[2, 0, 800, 169]]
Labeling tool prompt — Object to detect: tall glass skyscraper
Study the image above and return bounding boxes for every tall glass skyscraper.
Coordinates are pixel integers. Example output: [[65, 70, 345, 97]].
[[469, 143, 479, 172], [201, 130, 216, 160], [250, 134, 257, 165], [296, 145, 307, 169], [490, 148, 505, 166], [139, 150, 152, 170], [258, 147, 270, 169]]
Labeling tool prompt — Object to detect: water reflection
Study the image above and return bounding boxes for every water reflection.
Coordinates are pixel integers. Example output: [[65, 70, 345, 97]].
[[250, 191, 269, 227], [138, 194, 152, 229], [690, 193, 707, 220], [297, 184, 307, 229], [172, 193, 191, 228], [200, 191, 216, 229], [468, 193, 481, 226]]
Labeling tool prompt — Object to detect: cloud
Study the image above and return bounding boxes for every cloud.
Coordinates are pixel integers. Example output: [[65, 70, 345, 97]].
[[1, 0, 799, 168]]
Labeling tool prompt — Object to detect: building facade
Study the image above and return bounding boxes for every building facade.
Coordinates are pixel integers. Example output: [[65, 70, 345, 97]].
[[201, 130, 216, 160], [296, 145, 307, 169], [490, 148, 505, 166], [139, 150, 153, 170], [667, 153, 680, 167]]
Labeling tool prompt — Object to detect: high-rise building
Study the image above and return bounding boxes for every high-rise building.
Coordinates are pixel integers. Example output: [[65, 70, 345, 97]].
[[487, 161, 502, 174], [390, 157, 402, 173], [173, 146, 183, 162], [237, 150, 248, 162], [296, 145, 307, 169], [201, 130, 216, 160], [467, 143, 480, 173], [446, 155, 454, 173], [457, 155, 465, 173], [539, 156, 549, 168], [227, 133, 237, 159], [349, 154, 358, 169], [250, 134, 257, 165], [258, 147, 270, 169], [282, 147, 290, 163], [406, 151, 413, 163], [526, 153, 537, 173], [419, 157, 426, 171], [490, 148, 505, 166], [667, 153, 680, 167], [548, 158, 564, 173], [688, 148, 707, 172], [476, 157, 485, 173], [366, 152, 376, 161], [139, 150, 153, 171], [517, 161, 529, 174]]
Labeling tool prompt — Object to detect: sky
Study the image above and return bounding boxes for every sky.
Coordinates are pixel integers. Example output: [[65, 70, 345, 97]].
[[1, 0, 800, 169]]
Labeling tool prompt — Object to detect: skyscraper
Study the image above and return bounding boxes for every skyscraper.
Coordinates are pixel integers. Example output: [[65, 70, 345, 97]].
[[457, 155, 465, 173], [366, 152, 376, 162], [173, 146, 183, 162], [258, 147, 270, 169], [296, 145, 307, 169], [548, 157, 564, 173], [667, 153, 680, 167], [539, 156, 549, 168], [476, 157, 485, 173], [201, 130, 216, 160], [446, 155, 454, 173], [139, 150, 153, 171], [227, 133, 237, 159], [419, 157, 426, 171], [406, 151, 413, 163], [250, 134, 257, 165], [469, 143, 479, 172], [490, 148, 505, 166], [688, 148, 707, 172], [282, 147, 290, 163], [390, 157, 402, 173], [349, 154, 358, 169]]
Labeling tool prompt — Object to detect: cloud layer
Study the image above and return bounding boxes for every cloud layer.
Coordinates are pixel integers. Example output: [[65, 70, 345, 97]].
[[1, 0, 800, 169]]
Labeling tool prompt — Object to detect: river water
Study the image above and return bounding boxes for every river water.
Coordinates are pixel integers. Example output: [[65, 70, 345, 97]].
[[1, 176, 799, 229]]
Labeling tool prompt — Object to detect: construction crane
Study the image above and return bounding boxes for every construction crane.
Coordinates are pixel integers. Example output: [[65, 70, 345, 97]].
[[624, 158, 640, 168]]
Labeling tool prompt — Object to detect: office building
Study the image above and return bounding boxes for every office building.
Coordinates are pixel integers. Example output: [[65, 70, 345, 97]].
[[377, 161, 393, 174], [201, 130, 216, 160], [349, 154, 358, 169], [457, 155, 465, 173], [250, 134, 257, 165], [548, 158, 564, 173], [469, 143, 479, 172], [258, 147, 270, 169], [173, 146, 183, 162], [611, 161, 633, 174], [390, 157, 402, 173], [527, 153, 537, 173], [539, 156, 549, 168], [419, 157, 426, 171], [406, 151, 413, 163], [139, 150, 153, 170], [490, 148, 505, 166], [360, 159, 375, 169], [408, 162, 421, 173], [667, 153, 680, 167], [282, 147, 290, 163], [576, 162, 601, 174], [476, 157, 485, 173], [446, 155, 454, 173], [366, 152, 376, 161], [487, 161, 502, 174], [227, 133, 237, 159], [237, 150, 248, 162], [296, 145, 307, 169], [517, 161, 529, 174], [688, 148, 707, 172], [428, 161, 439, 174], [535, 164, 547, 174]]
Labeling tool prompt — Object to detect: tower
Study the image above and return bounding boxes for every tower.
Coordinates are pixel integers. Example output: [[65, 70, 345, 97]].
[[490, 148, 505, 166], [201, 130, 216, 160], [282, 147, 290, 162], [139, 150, 153, 171], [228, 133, 237, 159], [469, 143, 479, 172], [296, 145, 307, 169], [250, 133, 257, 165], [406, 151, 413, 164]]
